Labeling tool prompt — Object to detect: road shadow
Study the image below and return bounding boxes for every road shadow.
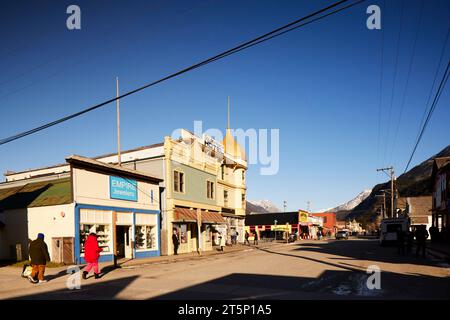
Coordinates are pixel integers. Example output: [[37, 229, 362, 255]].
[[151, 270, 450, 300], [293, 240, 440, 267], [7, 276, 139, 300]]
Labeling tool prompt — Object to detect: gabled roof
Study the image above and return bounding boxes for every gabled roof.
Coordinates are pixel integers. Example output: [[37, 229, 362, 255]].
[[431, 156, 450, 183], [0, 178, 72, 210], [66, 155, 162, 184]]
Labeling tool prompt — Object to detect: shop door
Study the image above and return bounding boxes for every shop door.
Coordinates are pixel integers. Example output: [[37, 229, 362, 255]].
[[116, 226, 132, 259]]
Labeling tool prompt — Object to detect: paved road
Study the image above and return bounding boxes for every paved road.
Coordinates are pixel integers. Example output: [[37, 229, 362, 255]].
[[0, 239, 449, 299]]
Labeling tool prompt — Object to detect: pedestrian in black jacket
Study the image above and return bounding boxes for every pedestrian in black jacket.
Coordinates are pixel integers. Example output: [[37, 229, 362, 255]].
[[28, 233, 50, 283]]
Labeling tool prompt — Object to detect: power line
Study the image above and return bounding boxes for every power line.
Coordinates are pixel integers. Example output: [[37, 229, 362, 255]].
[[414, 28, 450, 145], [383, 0, 405, 164], [389, 0, 424, 163], [376, 0, 386, 167], [0, 0, 365, 147], [404, 60, 450, 173]]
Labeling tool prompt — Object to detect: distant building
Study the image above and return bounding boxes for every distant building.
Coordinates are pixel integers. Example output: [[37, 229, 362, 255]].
[[431, 156, 450, 241], [311, 212, 337, 235], [245, 210, 323, 240], [397, 196, 432, 230]]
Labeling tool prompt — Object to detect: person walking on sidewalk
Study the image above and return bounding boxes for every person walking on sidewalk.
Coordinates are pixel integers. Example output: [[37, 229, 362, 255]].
[[253, 231, 259, 245], [82, 233, 103, 279], [244, 231, 250, 245], [415, 225, 429, 258], [28, 233, 51, 284]]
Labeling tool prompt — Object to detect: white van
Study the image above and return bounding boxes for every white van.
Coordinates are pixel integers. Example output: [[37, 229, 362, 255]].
[[379, 217, 410, 246]]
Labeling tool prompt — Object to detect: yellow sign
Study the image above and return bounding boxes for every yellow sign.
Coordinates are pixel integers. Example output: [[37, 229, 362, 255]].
[[300, 212, 308, 223], [272, 225, 289, 232]]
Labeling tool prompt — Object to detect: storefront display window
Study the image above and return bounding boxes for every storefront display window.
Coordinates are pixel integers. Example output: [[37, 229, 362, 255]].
[[135, 225, 157, 250], [80, 224, 111, 253], [204, 225, 211, 242], [174, 223, 188, 243]]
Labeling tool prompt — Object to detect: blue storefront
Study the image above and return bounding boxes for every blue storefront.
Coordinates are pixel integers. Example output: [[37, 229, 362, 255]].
[[66, 155, 162, 265]]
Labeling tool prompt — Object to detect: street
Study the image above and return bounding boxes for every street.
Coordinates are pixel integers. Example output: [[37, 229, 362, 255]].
[[0, 238, 449, 300]]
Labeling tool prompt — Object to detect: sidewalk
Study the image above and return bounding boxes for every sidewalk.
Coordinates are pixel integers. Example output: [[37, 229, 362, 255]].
[[102, 242, 277, 269]]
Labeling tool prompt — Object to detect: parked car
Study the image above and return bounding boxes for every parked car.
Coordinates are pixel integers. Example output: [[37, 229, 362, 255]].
[[335, 230, 349, 240]]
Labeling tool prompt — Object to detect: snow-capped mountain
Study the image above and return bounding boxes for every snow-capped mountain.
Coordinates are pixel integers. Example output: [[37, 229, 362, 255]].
[[320, 189, 372, 212], [246, 200, 281, 214]]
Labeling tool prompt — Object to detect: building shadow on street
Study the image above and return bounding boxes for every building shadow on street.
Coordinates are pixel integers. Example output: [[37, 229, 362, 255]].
[[7, 276, 139, 300], [151, 270, 450, 300], [292, 239, 440, 267]]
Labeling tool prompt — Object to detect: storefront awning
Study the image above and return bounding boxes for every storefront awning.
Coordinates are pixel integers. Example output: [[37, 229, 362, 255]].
[[173, 208, 226, 224]]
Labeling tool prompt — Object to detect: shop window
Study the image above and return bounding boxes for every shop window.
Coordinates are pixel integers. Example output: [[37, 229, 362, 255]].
[[135, 225, 156, 250], [80, 224, 111, 253], [204, 225, 212, 242], [174, 170, 184, 193], [173, 223, 188, 243], [207, 181, 215, 199]]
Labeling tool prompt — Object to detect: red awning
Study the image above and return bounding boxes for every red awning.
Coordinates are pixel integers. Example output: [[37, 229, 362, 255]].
[[173, 208, 226, 224]]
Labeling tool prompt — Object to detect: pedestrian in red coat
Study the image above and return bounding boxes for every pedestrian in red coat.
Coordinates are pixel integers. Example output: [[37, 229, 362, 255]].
[[82, 233, 102, 279]]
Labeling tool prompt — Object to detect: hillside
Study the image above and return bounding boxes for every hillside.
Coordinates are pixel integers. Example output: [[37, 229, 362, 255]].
[[348, 145, 450, 227]]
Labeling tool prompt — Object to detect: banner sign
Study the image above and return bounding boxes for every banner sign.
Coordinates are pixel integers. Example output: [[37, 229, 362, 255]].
[[110, 176, 138, 201]]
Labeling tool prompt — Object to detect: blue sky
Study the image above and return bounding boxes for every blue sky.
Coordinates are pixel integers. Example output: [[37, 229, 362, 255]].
[[0, 0, 449, 211]]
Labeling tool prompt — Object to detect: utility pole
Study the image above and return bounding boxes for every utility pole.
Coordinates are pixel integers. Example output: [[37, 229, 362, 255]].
[[377, 167, 396, 218], [116, 77, 121, 166]]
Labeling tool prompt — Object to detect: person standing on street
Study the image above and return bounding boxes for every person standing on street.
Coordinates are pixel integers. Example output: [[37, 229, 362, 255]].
[[415, 225, 429, 258], [172, 230, 180, 255], [253, 231, 259, 245], [245, 231, 250, 245], [219, 232, 226, 252], [28, 233, 51, 284], [82, 233, 103, 279], [396, 227, 405, 256]]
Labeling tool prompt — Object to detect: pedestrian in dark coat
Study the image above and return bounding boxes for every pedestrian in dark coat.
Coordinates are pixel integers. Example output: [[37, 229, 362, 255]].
[[172, 230, 180, 255], [245, 231, 250, 245], [82, 233, 103, 279], [28, 233, 50, 283], [253, 231, 259, 245], [415, 225, 429, 258], [396, 228, 405, 256]]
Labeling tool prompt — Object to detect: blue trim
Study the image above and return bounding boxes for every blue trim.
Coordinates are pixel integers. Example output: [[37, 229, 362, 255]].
[[76, 203, 159, 215], [74, 203, 160, 265], [132, 212, 136, 258], [74, 205, 80, 264], [135, 250, 160, 259], [79, 254, 114, 264]]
